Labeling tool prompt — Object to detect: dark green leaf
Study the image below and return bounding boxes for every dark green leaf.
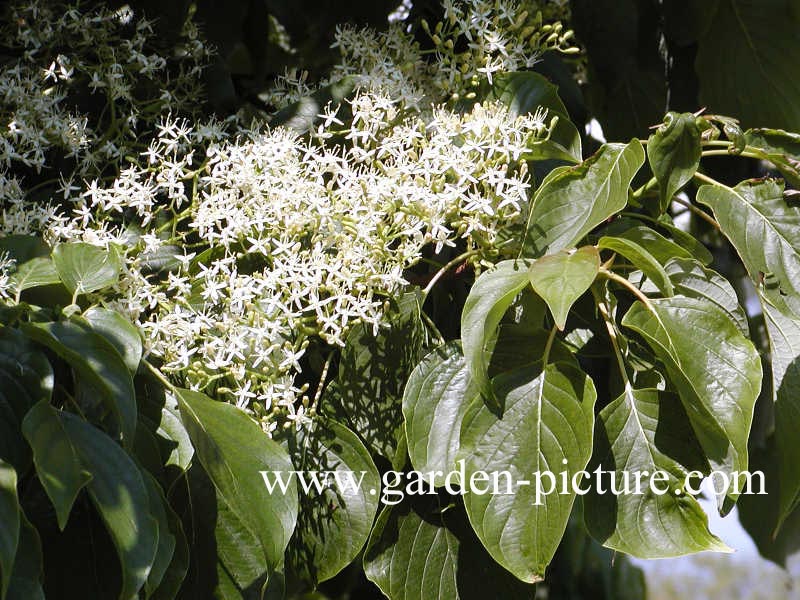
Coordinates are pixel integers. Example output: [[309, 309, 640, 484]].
[[82, 308, 143, 374], [598, 236, 674, 296], [664, 258, 749, 336], [0, 329, 52, 471], [5, 511, 44, 600], [21, 402, 92, 530], [521, 140, 645, 258], [364, 499, 534, 599], [332, 291, 427, 458], [697, 178, 800, 520], [491, 71, 582, 162], [584, 388, 728, 557], [52, 242, 122, 296], [0, 460, 19, 599], [696, 0, 800, 130], [174, 388, 298, 575], [141, 472, 176, 597], [58, 410, 159, 600], [21, 320, 136, 448], [458, 362, 596, 582], [460, 260, 532, 404], [0, 236, 49, 264], [647, 112, 702, 213], [528, 246, 600, 329], [286, 418, 380, 584], [402, 342, 479, 482], [622, 297, 762, 511]]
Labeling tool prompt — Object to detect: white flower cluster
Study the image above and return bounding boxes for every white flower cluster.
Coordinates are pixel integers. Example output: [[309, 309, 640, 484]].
[[315, 0, 576, 111], [1, 0, 571, 433], [0, 0, 211, 182]]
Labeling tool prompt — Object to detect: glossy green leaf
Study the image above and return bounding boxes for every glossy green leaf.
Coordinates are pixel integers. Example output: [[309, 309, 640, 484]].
[[8, 258, 60, 294], [664, 258, 749, 336], [696, 0, 800, 130], [52, 242, 122, 295], [21, 402, 92, 530], [460, 260, 532, 404], [696, 179, 800, 301], [647, 112, 702, 212], [286, 418, 380, 584], [584, 388, 729, 557], [653, 217, 714, 265], [610, 225, 695, 265], [528, 246, 600, 329], [622, 297, 762, 511], [156, 393, 194, 471], [697, 178, 800, 520], [57, 410, 159, 600], [332, 291, 427, 458], [5, 511, 44, 600], [174, 388, 298, 574], [402, 342, 479, 482], [82, 308, 143, 374], [363, 499, 534, 599], [521, 140, 645, 258], [598, 236, 673, 296], [0, 460, 19, 599], [458, 362, 596, 582], [21, 320, 136, 448], [492, 71, 582, 162], [0, 329, 52, 471]]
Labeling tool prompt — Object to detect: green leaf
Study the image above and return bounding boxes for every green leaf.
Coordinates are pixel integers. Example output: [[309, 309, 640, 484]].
[[21, 320, 137, 448], [609, 225, 696, 265], [52, 242, 122, 296], [697, 178, 800, 520], [491, 71, 582, 162], [363, 499, 534, 599], [695, 0, 800, 130], [745, 128, 800, 186], [285, 418, 380, 584], [0, 460, 19, 599], [82, 308, 143, 374], [460, 260, 532, 404], [21, 402, 92, 530], [458, 361, 596, 582], [528, 246, 600, 329], [174, 388, 298, 574], [0, 329, 52, 471], [737, 436, 800, 565], [584, 388, 729, 557], [0, 236, 49, 264], [521, 140, 645, 258], [598, 236, 674, 296], [332, 291, 427, 458], [8, 258, 60, 294], [5, 511, 44, 600], [57, 410, 160, 600], [760, 297, 800, 526], [696, 180, 800, 303], [664, 258, 749, 336], [647, 112, 702, 212], [141, 472, 176, 597], [622, 297, 762, 511], [402, 342, 479, 483]]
